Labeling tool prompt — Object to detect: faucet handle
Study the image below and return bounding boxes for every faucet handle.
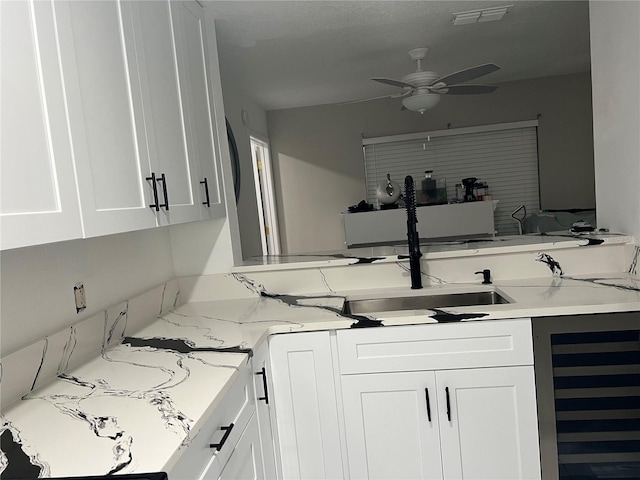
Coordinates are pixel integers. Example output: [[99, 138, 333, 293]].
[[475, 269, 492, 284]]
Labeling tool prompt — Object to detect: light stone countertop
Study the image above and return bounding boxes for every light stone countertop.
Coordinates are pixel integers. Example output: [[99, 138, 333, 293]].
[[1, 238, 639, 478]]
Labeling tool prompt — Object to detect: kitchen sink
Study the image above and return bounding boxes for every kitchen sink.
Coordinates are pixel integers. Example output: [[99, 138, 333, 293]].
[[343, 290, 511, 314]]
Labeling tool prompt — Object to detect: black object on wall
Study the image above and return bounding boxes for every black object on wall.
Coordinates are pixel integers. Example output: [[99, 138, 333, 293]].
[[226, 118, 241, 204]]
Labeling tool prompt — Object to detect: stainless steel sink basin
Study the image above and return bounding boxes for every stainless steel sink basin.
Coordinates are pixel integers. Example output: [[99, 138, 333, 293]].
[[343, 291, 511, 315]]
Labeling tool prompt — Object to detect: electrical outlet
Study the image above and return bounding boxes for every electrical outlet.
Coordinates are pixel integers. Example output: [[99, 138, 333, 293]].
[[74, 283, 86, 313]]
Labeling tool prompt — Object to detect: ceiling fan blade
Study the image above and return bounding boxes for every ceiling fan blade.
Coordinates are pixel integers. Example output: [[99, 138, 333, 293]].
[[372, 77, 416, 89], [431, 63, 500, 87], [338, 91, 411, 105], [436, 84, 498, 95]]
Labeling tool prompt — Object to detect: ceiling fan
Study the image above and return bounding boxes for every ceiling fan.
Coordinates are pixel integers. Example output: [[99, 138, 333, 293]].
[[352, 47, 500, 113]]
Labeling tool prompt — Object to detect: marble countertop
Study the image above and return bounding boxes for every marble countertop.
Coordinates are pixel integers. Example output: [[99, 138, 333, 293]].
[[2, 266, 639, 477], [232, 232, 633, 272]]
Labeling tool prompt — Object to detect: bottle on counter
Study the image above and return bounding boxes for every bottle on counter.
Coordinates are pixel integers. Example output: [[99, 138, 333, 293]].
[[455, 183, 463, 202], [421, 170, 447, 205]]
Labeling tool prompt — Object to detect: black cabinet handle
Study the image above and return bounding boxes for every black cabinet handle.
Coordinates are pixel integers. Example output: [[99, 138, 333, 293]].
[[146, 173, 160, 211], [158, 173, 169, 210], [445, 387, 451, 422], [255, 367, 269, 404], [209, 423, 234, 451], [425, 388, 431, 422], [200, 178, 211, 207]]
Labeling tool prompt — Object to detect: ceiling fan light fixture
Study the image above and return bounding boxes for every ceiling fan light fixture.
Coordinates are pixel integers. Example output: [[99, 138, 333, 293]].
[[402, 92, 441, 114]]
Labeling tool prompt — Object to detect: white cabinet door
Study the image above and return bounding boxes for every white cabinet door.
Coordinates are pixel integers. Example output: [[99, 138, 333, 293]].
[[0, 0, 83, 250], [171, 1, 226, 220], [437, 366, 541, 480], [54, 0, 158, 237], [252, 344, 279, 480], [129, 0, 203, 227], [215, 413, 265, 480], [341, 371, 444, 480], [269, 332, 344, 480]]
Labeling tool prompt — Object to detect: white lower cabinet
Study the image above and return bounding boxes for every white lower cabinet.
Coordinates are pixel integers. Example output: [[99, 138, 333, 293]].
[[169, 366, 256, 480], [268, 331, 345, 480], [436, 366, 540, 479], [341, 371, 443, 480], [268, 319, 541, 480], [252, 343, 279, 480], [216, 413, 264, 480], [341, 366, 540, 480]]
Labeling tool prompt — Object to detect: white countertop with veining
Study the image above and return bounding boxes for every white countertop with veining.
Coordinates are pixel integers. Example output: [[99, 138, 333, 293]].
[[1, 238, 639, 478]]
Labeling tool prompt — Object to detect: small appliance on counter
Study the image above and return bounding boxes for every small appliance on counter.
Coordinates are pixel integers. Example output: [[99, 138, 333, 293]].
[[375, 173, 401, 209], [462, 177, 477, 202], [461, 177, 491, 202]]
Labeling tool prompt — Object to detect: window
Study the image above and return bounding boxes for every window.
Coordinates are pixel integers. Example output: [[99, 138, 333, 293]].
[[363, 121, 540, 236]]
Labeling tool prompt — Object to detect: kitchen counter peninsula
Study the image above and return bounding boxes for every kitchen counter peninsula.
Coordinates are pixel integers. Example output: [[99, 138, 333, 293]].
[[1, 234, 639, 478]]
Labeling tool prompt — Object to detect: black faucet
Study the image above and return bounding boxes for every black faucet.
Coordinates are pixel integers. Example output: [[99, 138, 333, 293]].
[[405, 176, 423, 289]]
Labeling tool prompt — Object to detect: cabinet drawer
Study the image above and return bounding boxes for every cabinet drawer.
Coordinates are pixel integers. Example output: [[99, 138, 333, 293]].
[[169, 366, 255, 480], [337, 318, 533, 374]]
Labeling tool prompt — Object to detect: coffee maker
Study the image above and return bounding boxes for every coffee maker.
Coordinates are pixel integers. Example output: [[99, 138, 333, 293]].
[[462, 177, 477, 202]]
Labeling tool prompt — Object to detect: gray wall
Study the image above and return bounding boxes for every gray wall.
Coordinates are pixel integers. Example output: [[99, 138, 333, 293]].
[[219, 72, 270, 259], [267, 72, 595, 254], [590, 1, 640, 241]]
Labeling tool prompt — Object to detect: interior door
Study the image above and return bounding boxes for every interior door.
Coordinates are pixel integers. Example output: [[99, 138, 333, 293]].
[[0, 0, 83, 250], [341, 371, 444, 480], [437, 366, 541, 480]]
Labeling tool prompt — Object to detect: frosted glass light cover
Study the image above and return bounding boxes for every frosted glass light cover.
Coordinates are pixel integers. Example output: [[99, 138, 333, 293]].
[[402, 93, 441, 112]]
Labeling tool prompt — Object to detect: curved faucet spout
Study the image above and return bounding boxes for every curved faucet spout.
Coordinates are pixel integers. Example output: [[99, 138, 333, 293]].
[[404, 176, 423, 289]]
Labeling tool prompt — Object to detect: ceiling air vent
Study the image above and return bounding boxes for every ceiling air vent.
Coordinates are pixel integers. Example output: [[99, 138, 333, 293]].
[[452, 5, 511, 25]]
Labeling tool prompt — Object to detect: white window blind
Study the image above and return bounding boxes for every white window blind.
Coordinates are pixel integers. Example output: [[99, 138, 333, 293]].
[[363, 121, 540, 236]]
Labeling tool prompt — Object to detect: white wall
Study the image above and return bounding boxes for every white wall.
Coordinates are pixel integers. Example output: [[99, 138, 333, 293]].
[[590, 1, 640, 242], [169, 8, 244, 275], [0, 229, 175, 355], [0, 8, 243, 356], [267, 73, 596, 254], [219, 65, 270, 260]]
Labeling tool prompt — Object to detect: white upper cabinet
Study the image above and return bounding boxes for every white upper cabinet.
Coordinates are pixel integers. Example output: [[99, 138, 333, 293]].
[[1, 0, 227, 250], [55, 0, 209, 236], [171, 1, 225, 219], [0, 0, 83, 250], [54, 0, 158, 237], [128, 0, 204, 226]]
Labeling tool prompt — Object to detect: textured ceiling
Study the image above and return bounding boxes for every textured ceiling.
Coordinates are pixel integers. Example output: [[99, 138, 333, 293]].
[[206, 1, 591, 111]]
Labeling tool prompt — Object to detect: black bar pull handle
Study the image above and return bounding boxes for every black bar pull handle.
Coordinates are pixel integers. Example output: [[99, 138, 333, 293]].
[[200, 177, 211, 207], [158, 173, 169, 210], [424, 388, 431, 422], [146, 173, 160, 211], [255, 367, 269, 404], [209, 423, 234, 451], [445, 387, 451, 422]]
